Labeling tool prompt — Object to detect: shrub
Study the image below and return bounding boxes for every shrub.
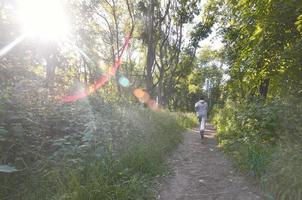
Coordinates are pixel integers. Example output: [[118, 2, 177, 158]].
[[0, 95, 194, 200], [213, 98, 302, 199]]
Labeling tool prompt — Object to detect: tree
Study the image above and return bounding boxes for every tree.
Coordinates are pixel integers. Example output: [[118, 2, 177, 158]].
[[204, 0, 302, 101]]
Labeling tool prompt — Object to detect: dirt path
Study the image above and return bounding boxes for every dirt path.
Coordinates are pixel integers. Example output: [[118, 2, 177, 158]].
[[156, 125, 263, 200]]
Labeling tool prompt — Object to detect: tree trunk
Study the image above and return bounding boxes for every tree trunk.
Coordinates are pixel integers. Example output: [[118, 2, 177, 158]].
[[45, 54, 56, 93], [259, 78, 270, 99], [145, 0, 156, 97]]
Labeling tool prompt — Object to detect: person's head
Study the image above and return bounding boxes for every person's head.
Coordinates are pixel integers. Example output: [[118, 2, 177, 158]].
[[200, 96, 205, 101]]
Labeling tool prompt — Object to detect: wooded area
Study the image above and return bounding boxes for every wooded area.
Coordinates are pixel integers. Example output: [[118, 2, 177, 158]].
[[0, 0, 301, 199]]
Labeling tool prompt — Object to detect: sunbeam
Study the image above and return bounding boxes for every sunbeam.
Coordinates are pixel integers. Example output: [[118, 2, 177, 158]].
[[0, 34, 26, 57], [67, 42, 93, 64]]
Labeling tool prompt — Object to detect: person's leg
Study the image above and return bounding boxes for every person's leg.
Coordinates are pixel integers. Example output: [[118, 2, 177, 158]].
[[200, 116, 205, 131], [198, 116, 201, 131], [203, 115, 207, 130], [199, 116, 207, 138], [199, 116, 205, 138], [198, 116, 202, 124]]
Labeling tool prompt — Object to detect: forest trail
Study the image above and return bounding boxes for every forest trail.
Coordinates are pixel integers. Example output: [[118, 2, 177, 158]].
[[156, 125, 263, 200]]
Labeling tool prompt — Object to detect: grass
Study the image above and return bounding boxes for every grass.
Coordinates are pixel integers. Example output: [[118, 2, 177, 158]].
[[54, 110, 192, 200], [0, 103, 197, 200], [213, 99, 302, 200]]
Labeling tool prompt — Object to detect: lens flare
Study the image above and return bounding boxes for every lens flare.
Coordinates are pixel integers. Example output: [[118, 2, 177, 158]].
[[62, 34, 131, 102], [147, 100, 157, 110], [119, 76, 130, 87], [133, 89, 150, 103]]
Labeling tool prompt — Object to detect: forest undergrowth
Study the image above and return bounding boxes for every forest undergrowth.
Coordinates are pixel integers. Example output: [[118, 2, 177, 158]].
[[213, 97, 302, 200], [0, 91, 197, 200]]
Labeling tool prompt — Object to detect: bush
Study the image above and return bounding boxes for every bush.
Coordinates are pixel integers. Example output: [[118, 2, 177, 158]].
[[0, 94, 195, 200], [175, 112, 198, 129], [263, 143, 302, 200], [213, 98, 302, 199]]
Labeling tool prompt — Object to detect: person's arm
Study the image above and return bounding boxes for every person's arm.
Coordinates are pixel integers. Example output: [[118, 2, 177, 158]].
[[194, 103, 198, 112]]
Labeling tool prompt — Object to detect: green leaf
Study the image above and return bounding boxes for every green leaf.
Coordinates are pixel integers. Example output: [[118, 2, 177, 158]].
[[0, 165, 18, 173]]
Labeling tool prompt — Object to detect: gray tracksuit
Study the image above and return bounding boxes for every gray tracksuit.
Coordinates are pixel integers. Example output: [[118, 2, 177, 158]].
[[195, 100, 208, 131]]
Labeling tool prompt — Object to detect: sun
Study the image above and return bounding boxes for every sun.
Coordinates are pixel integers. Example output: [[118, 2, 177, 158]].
[[18, 0, 70, 40]]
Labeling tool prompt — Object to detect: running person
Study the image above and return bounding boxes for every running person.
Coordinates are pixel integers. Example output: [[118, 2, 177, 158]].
[[195, 97, 208, 139]]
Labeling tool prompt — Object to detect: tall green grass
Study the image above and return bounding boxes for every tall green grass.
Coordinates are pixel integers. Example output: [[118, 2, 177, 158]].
[[213, 98, 302, 199], [54, 110, 194, 200], [174, 112, 198, 129], [0, 101, 196, 200], [57, 110, 183, 200]]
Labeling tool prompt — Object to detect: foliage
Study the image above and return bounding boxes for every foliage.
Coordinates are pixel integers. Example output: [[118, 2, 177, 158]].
[[205, 0, 302, 100], [2, 0, 301, 199], [54, 109, 186, 200], [213, 98, 302, 199], [174, 47, 224, 113], [174, 112, 198, 129], [263, 143, 302, 200], [0, 0, 206, 199], [205, 0, 302, 198], [0, 94, 195, 199], [140, 0, 213, 108]]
